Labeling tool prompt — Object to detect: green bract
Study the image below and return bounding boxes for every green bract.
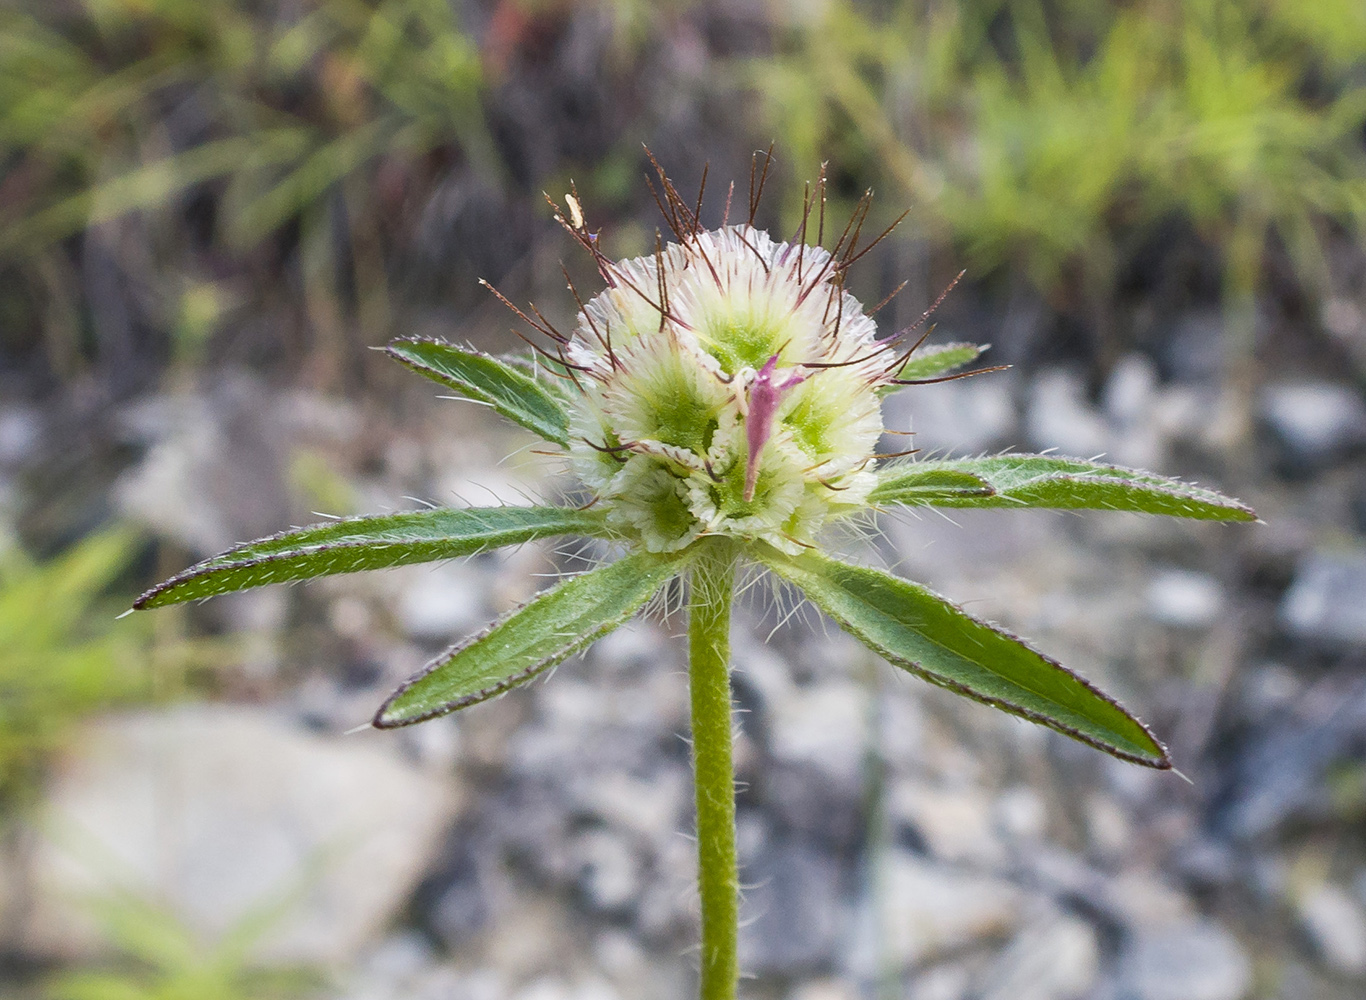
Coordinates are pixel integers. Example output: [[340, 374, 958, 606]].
[[134, 163, 1256, 1000]]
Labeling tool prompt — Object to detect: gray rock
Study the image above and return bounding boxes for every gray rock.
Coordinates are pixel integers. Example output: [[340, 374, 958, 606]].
[[1260, 381, 1366, 468], [1279, 551, 1366, 646], [1145, 568, 1224, 629], [1101, 355, 1166, 470], [394, 561, 488, 640], [1160, 311, 1225, 383], [569, 827, 641, 915], [0, 406, 40, 467], [885, 780, 1002, 865], [786, 980, 859, 1000], [975, 908, 1100, 1000], [876, 852, 1023, 970], [884, 374, 1016, 455], [1297, 883, 1366, 977], [1115, 919, 1251, 1000], [763, 679, 868, 788], [904, 963, 972, 1000], [24, 705, 461, 964], [115, 377, 290, 555], [740, 835, 847, 975], [1027, 368, 1110, 459]]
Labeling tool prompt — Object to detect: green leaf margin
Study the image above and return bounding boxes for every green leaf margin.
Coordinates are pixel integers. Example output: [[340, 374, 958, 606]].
[[134, 505, 609, 609], [872, 455, 1257, 521], [374, 547, 688, 727], [387, 338, 572, 446], [759, 547, 1171, 769]]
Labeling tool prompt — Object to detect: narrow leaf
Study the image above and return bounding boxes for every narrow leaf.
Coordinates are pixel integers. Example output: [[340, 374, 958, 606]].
[[134, 506, 608, 609], [760, 548, 1170, 768], [872, 455, 1256, 521], [375, 548, 687, 726], [879, 342, 985, 394], [386, 338, 572, 446]]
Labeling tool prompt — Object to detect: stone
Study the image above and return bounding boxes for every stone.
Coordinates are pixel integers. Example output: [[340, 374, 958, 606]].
[[975, 909, 1100, 1000], [0, 406, 40, 467], [877, 852, 1023, 970], [886, 780, 1001, 865], [1296, 883, 1366, 977], [1115, 919, 1251, 1000], [1101, 354, 1165, 470], [1145, 568, 1224, 629], [787, 979, 859, 1000], [515, 977, 620, 1000], [1159, 311, 1225, 383], [24, 705, 461, 965], [884, 374, 1016, 456], [1259, 381, 1366, 469], [905, 961, 972, 1000], [569, 827, 641, 915], [1279, 551, 1366, 646], [393, 560, 488, 641], [115, 378, 290, 555], [740, 835, 847, 974], [763, 679, 867, 787], [1027, 368, 1110, 459]]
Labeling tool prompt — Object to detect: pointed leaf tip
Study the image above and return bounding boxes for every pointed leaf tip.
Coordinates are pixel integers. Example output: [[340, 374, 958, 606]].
[[759, 548, 1171, 769]]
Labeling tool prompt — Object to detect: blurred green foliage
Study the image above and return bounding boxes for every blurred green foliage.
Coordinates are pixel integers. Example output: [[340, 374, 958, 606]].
[[0, 529, 221, 807], [754, 0, 1366, 334], [0, 0, 488, 254], [43, 894, 321, 1000], [0, 531, 150, 803], [0, 0, 491, 378], [3, 0, 1366, 383]]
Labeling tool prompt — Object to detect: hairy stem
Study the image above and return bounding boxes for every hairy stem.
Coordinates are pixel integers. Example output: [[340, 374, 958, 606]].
[[688, 538, 740, 1000]]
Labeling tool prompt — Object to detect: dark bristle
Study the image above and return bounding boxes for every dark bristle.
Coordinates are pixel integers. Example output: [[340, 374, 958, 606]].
[[693, 164, 709, 238], [869, 280, 909, 317], [837, 207, 910, 272], [890, 364, 1011, 386]]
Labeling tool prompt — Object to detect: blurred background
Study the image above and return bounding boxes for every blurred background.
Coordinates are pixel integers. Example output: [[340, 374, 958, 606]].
[[3, 0, 1366, 997]]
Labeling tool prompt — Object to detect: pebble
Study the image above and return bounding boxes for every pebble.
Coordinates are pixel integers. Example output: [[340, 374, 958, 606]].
[[1160, 311, 1226, 383], [885, 375, 1016, 455], [763, 679, 868, 787], [975, 909, 1100, 1000], [740, 835, 847, 974], [877, 852, 1023, 970], [1259, 381, 1366, 469], [0, 406, 40, 467], [786, 979, 858, 1000], [1027, 369, 1110, 459], [394, 560, 488, 640], [1145, 568, 1224, 629], [886, 780, 1001, 865], [1115, 919, 1251, 1000], [1296, 883, 1366, 977], [1279, 551, 1366, 646], [24, 705, 460, 964]]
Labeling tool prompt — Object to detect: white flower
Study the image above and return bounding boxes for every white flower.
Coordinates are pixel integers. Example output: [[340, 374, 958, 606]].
[[564, 224, 894, 554]]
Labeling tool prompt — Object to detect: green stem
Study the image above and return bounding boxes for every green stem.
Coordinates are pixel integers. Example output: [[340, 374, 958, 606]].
[[688, 538, 740, 1000]]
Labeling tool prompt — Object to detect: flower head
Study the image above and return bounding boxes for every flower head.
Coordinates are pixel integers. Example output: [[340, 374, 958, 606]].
[[559, 207, 898, 554]]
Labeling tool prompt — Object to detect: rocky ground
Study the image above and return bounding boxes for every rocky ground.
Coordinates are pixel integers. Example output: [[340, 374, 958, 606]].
[[2, 302, 1366, 1000]]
